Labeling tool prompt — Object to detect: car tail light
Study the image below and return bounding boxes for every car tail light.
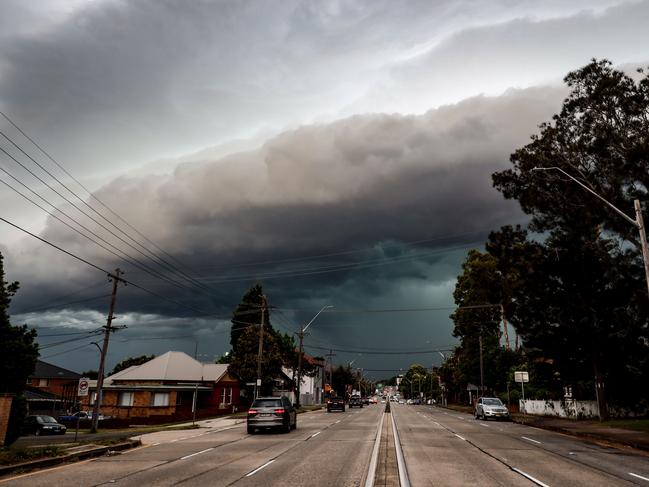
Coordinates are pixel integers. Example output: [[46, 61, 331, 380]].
[[274, 408, 285, 414], [327, 400, 331, 404], [248, 409, 257, 415]]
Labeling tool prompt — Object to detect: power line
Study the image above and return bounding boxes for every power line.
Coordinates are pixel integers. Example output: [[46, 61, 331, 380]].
[[0, 162, 209, 295], [41, 342, 97, 359], [14, 294, 111, 315], [0, 117, 211, 294], [304, 344, 454, 355], [0, 215, 224, 318]]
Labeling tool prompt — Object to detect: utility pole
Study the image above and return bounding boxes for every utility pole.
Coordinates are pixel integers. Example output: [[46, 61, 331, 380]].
[[479, 325, 484, 397], [325, 349, 336, 396], [500, 304, 510, 350], [90, 269, 124, 434], [255, 294, 267, 399], [296, 305, 332, 408]]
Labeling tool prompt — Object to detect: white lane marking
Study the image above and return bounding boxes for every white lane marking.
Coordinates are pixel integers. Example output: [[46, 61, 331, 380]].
[[152, 442, 161, 446], [522, 436, 542, 444], [310, 431, 321, 438], [456, 416, 464, 420], [391, 413, 411, 487], [479, 423, 489, 428], [180, 447, 214, 460], [433, 421, 440, 426], [454, 433, 466, 441], [170, 439, 178, 443], [512, 468, 551, 487], [629, 472, 649, 482], [364, 411, 385, 487], [335, 419, 341, 423], [246, 459, 276, 477]]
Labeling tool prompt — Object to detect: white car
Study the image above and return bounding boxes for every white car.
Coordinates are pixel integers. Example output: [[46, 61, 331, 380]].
[[474, 397, 510, 420]]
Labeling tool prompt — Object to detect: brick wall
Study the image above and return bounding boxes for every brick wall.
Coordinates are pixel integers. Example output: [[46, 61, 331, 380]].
[[0, 394, 14, 446]]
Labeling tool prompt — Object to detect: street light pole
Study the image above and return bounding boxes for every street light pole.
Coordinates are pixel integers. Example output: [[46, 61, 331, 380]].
[[533, 166, 649, 298], [296, 305, 333, 408]]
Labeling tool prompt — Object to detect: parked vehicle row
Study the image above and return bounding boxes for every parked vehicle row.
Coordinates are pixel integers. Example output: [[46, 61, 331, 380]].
[[22, 415, 67, 436]]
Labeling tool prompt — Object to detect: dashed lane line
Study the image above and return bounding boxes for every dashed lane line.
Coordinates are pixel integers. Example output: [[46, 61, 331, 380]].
[[512, 468, 551, 487], [522, 436, 542, 445], [629, 472, 649, 482], [245, 459, 276, 477], [454, 433, 466, 441], [180, 448, 214, 460]]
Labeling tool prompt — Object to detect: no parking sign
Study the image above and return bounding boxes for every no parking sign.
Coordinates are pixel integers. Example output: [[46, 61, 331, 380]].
[[78, 377, 90, 397]]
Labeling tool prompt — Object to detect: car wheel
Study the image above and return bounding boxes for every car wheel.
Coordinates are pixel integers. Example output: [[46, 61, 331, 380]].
[[247, 426, 254, 434], [360, 405, 363, 408], [284, 421, 291, 434], [474, 411, 478, 420], [291, 417, 297, 430], [35, 429, 41, 436]]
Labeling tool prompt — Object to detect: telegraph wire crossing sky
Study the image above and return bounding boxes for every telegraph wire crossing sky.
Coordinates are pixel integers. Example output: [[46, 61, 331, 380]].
[[1, 0, 648, 374]]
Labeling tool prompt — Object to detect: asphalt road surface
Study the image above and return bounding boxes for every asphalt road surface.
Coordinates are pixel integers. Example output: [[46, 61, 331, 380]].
[[3, 404, 649, 486]]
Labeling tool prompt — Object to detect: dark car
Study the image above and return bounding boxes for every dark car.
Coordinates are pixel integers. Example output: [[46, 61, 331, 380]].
[[362, 397, 371, 405], [22, 415, 67, 436], [247, 396, 296, 434], [326, 396, 345, 412], [349, 394, 363, 408]]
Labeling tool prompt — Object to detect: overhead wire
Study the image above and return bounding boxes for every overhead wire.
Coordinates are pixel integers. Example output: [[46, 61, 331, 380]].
[[0, 151, 213, 295], [0, 110, 209, 291]]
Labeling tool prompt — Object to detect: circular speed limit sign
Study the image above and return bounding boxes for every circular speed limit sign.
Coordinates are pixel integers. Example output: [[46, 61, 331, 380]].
[[78, 377, 90, 396]]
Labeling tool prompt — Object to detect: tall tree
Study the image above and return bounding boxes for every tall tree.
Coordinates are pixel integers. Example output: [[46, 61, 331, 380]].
[[492, 59, 649, 416], [230, 284, 269, 355], [0, 252, 39, 444], [110, 354, 155, 375]]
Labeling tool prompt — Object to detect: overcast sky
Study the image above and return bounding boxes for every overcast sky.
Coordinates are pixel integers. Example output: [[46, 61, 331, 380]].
[[1, 0, 648, 376]]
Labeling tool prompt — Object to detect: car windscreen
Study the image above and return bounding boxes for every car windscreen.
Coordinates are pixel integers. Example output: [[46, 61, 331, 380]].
[[483, 399, 503, 406], [38, 415, 57, 423], [252, 399, 281, 408]]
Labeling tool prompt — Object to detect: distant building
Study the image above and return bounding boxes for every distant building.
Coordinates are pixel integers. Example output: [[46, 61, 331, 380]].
[[283, 354, 325, 406], [83, 351, 240, 421]]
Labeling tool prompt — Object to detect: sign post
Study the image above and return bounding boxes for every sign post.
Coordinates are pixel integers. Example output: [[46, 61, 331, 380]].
[[75, 378, 90, 441], [514, 371, 529, 416]]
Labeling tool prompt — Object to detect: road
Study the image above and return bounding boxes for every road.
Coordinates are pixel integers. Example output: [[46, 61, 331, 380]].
[[3, 404, 649, 486]]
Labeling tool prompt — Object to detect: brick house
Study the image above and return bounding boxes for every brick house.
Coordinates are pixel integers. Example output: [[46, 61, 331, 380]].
[[26, 361, 81, 414], [83, 351, 240, 421]]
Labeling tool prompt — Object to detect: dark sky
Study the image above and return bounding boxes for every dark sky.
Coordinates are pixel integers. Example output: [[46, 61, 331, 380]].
[[1, 0, 648, 377]]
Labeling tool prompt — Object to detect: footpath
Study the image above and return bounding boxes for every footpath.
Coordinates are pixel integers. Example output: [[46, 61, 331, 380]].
[[0, 415, 246, 478], [444, 404, 649, 452]]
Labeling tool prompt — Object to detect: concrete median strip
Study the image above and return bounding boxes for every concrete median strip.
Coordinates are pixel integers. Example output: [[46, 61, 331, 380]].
[[0, 439, 141, 478]]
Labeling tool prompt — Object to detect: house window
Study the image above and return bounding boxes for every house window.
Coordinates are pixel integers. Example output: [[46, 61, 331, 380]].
[[26, 378, 32, 385], [150, 392, 169, 407], [38, 379, 49, 387], [118, 392, 134, 406], [220, 387, 232, 405]]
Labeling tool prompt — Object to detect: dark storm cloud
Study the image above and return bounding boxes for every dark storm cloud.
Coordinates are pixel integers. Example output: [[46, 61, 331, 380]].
[[8, 85, 564, 332], [0, 0, 629, 180]]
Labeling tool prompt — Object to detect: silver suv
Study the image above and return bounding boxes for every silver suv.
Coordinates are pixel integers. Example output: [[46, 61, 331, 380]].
[[474, 397, 510, 420], [247, 396, 297, 434]]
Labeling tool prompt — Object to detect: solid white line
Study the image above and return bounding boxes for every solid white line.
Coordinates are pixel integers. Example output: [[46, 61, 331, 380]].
[[391, 413, 411, 487], [522, 436, 542, 445], [454, 433, 466, 441], [363, 412, 385, 487], [310, 431, 321, 438], [629, 472, 649, 482], [335, 420, 341, 424], [246, 459, 276, 477], [512, 468, 551, 487], [180, 447, 214, 460], [433, 421, 440, 426]]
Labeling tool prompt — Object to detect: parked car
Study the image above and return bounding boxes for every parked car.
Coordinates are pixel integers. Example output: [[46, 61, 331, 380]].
[[327, 396, 346, 412], [22, 415, 67, 436], [59, 411, 108, 423], [247, 396, 296, 434], [349, 395, 363, 408], [474, 397, 510, 421]]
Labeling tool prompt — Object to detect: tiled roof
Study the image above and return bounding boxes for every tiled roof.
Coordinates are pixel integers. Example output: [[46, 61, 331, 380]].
[[104, 351, 229, 383], [31, 360, 81, 380]]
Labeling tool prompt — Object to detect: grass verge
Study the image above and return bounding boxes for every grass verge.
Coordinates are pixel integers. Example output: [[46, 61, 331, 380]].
[[0, 446, 65, 466]]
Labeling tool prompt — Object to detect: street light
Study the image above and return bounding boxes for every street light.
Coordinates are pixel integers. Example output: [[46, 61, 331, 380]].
[[533, 166, 649, 298], [296, 305, 333, 408]]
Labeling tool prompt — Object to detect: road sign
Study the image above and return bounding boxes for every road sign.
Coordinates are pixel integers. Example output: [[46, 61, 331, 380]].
[[514, 371, 529, 383], [78, 377, 90, 396]]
